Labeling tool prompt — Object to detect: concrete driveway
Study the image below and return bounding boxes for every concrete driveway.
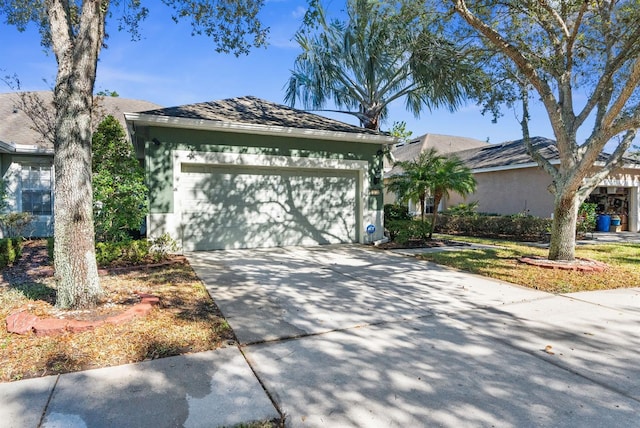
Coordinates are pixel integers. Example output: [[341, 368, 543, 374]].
[[187, 245, 640, 427]]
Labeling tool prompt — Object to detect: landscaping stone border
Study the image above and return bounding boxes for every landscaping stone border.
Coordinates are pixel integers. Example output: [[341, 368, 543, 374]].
[[6, 293, 160, 336], [518, 256, 608, 272]]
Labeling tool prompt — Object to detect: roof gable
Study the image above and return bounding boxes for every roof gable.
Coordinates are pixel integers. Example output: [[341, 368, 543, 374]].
[[386, 133, 488, 176]]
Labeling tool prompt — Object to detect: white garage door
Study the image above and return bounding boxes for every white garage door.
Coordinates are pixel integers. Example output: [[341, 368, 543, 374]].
[[178, 163, 360, 250]]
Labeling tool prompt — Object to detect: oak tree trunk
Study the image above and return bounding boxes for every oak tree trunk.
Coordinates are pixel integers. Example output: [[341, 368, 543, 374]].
[[53, 88, 102, 308], [548, 191, 580, 261], [49, 0, 104, 308]]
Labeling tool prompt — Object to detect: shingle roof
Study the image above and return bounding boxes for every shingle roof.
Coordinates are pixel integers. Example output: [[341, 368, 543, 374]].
[[385, 133, 640, 178], [454, 136, 640, 170], [0, 91, 161, 152], [453, 136, 558, 170], [138, 96, 382, 136], [386, 133, 488, 177]]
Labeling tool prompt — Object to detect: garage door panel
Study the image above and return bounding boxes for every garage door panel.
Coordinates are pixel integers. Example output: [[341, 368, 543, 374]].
[[178, 164, 359, 251], [181, 213, 354, 250]]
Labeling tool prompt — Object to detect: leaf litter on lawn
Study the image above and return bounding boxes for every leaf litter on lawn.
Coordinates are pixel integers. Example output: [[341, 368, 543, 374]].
[[0, 241, 235, 382]]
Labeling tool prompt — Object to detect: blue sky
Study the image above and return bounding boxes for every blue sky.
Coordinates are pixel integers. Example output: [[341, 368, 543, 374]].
[[0, 0, 557, 145]]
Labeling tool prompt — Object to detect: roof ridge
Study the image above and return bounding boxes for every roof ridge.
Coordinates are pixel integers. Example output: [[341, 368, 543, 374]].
[[421, 134, 431, 150]]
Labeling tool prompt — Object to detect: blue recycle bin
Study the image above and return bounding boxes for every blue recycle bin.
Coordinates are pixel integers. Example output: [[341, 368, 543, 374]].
[[596, 214, 611, 232]]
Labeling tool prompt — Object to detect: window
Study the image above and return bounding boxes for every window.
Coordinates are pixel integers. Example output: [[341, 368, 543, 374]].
[[408, 196, 435, 215], [21, 165, 52, 215], [424, 196, 435, 214]]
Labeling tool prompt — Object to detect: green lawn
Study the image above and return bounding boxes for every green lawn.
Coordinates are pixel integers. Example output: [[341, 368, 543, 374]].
[[421, 235, 640, 293]]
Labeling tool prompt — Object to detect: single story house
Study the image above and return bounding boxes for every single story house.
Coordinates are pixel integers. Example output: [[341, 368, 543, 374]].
[[1, 92, 393, 250], [125, 96, 394, 251], [0, 91, 161, 237], [383, 133, 488, 214], [384, 133, 640, 233], [447, 137, 640, 232]]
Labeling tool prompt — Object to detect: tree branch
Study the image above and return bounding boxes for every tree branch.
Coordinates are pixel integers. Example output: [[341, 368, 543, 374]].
[[451, 1, 565, 143], [601, 59, 640, 129]]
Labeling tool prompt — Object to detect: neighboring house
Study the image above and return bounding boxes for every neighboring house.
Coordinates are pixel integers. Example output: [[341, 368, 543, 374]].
[[125, 96, 394, 251], [0, 91, 161, 237], [383, 133, 488, 214], [445, 137, 640, 232]]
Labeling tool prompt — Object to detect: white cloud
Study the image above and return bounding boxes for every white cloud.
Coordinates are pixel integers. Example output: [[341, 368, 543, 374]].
[[291, 6, 307, 19]]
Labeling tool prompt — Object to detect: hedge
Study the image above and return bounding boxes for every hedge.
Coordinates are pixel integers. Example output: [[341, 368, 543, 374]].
[[435, 214, 552, 241], [48, 234, 178, 267]]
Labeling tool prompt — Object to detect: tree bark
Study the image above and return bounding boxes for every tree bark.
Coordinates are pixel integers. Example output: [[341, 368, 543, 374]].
[[48, 0, 104, 308], [53, 88, 102, 308], [429, 191, 443, 240], [548, 190, 580, 261]]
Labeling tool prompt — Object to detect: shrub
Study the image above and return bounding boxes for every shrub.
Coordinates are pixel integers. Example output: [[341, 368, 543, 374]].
[[0, 213, 34, 238], [95, 241, 125, 266], [47, 237, 54, 263], [122, 239, 151, 264], [149, 233, 179, 262], [93, 115, 148, 242], [384, 204, 413, 240], [387, 219, 431, 243], [577, 202, 597, 236], [0, 238, 23, 268], [444, 201, 479, 216], [435, 213, 552, 241], [95, 239, 151, 267], [94, 235, 178, 267], [384, 203, 412, 223]]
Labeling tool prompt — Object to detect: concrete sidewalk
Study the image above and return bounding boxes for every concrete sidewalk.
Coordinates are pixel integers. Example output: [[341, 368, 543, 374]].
[[188, 245, 640, 427], [0, 346, 279, 428]]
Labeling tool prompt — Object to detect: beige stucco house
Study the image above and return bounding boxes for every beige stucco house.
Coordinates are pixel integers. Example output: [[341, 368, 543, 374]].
[[447, 137, 640, 232], [385, 134, 640, 233]]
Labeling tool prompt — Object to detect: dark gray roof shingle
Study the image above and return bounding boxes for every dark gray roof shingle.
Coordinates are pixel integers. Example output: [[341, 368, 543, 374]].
[[454, 136, 640, 170], [454, 137, 558, 170], [139, 96, 382, 136]]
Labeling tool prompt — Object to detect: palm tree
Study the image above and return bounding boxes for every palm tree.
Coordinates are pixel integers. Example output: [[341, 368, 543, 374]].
[[387, 148, 443, 224], [387, 148, 476, 239], [285, 0, 479, 130], [428, 156, 476, 239]]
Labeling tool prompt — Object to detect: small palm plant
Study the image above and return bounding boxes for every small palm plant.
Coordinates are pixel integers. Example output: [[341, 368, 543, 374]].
[[387, 148, 442, 225], [428, 156, 477, 238], [387, 148, 476, 239]]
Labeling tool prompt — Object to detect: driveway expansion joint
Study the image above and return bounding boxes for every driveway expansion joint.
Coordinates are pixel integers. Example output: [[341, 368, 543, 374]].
[[37, 374, 59, 428], [237, 345, 286, 425]]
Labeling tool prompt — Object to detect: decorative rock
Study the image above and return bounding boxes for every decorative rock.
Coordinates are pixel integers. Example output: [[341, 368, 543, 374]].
[[32, 318, 73, 337], [6, 311, 39, 335]]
